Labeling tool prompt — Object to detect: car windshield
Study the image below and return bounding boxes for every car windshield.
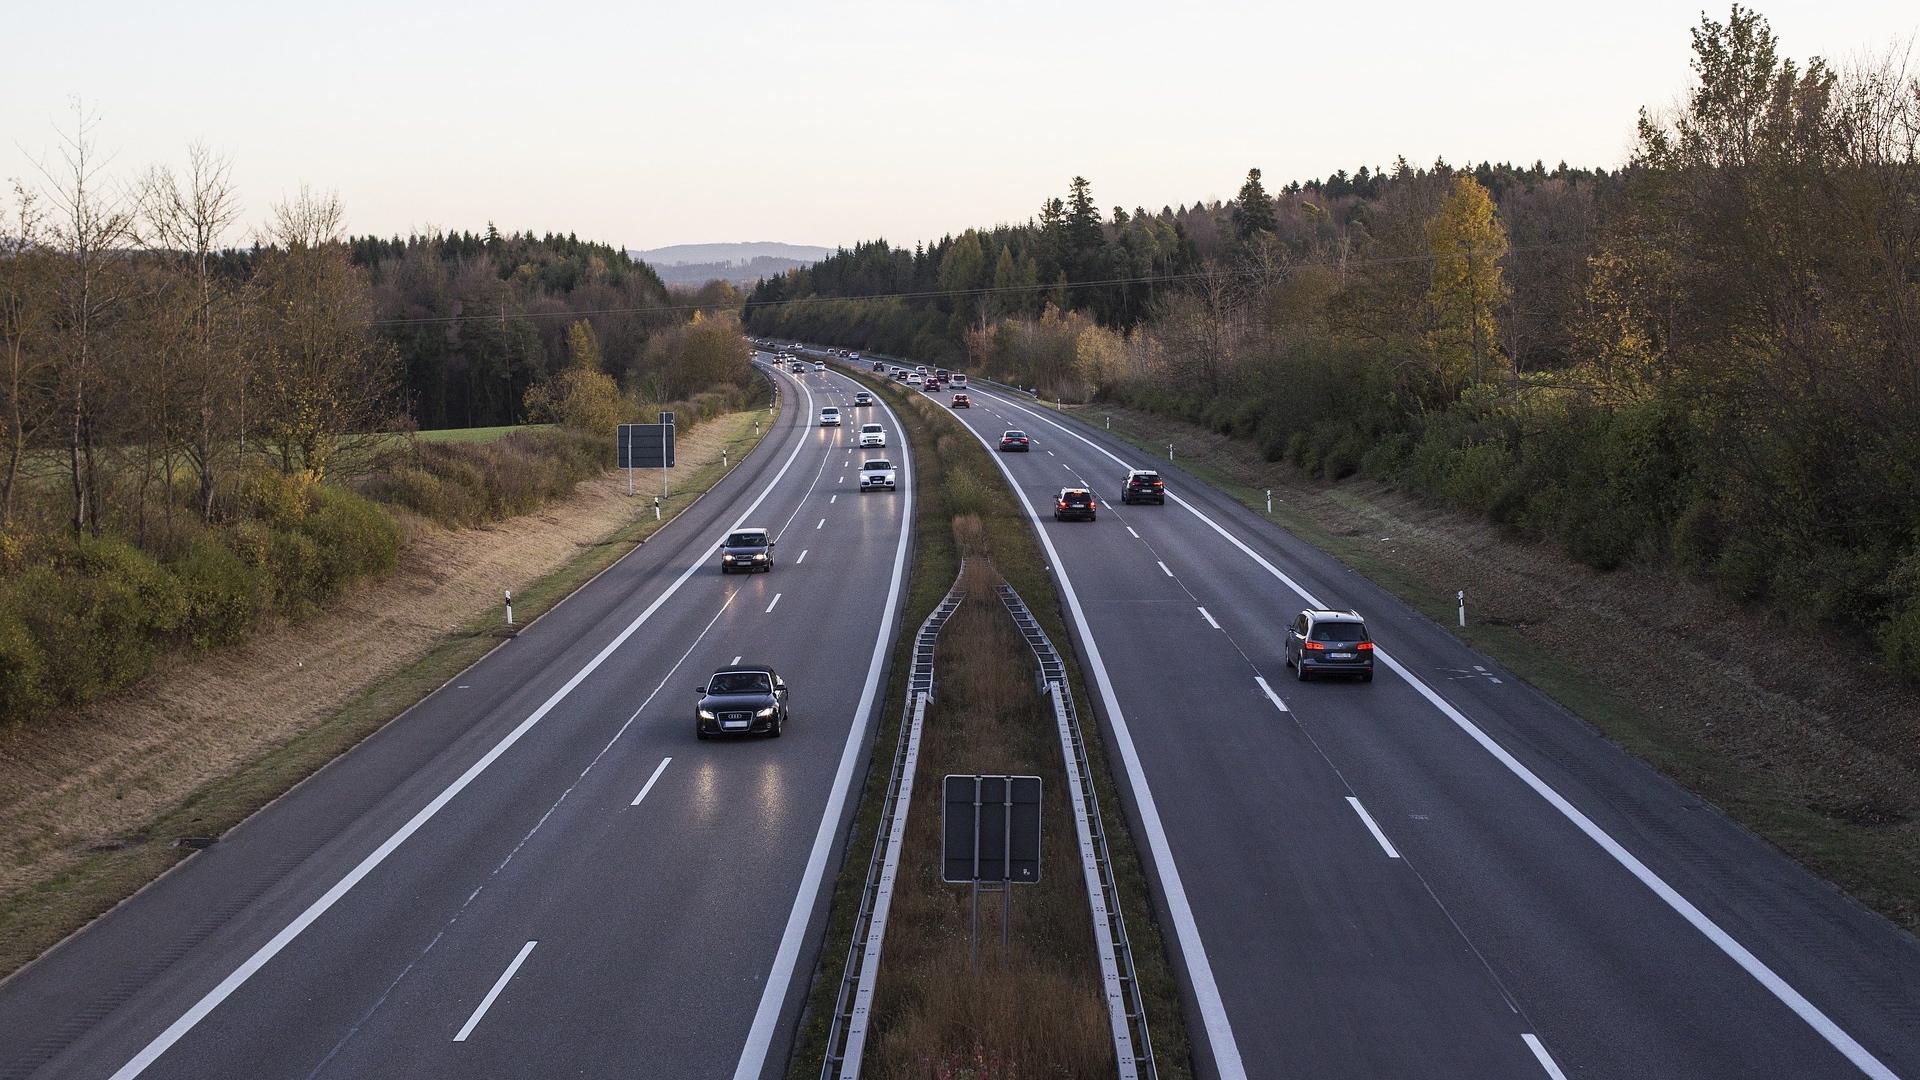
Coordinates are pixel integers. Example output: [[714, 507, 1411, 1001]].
[[725, 532, 767, 548], [708, 671, 772, 694], [1312, 622, 1368, 643], [866, 460, 891, 470]]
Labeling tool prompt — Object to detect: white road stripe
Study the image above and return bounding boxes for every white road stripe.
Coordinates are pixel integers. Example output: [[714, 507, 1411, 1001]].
[[630, 757, 672, 806], [1521, 1034, 1569, 1079], [453, 941, 537, 1042], [1157, 560, 1173, 577], [830, 494, 837, 504], [765, 593, 782, 613], [839, 476, 844, 483], [731, 655, 742, 665], [797, 549, 807, 564], [1126, 526, 1140, 538], [106, 373, 826, 1080], [979, 386, 1901, 1080], [1345, 797, 1401, 858], [1254, 675, 1288, 713], [815, 517, 825, 530], [1198, 606, 1220, 629]]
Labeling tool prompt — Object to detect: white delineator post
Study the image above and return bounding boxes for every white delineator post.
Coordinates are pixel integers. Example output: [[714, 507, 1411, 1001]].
[[1266, 489, 1272, 514], [1458, 589, 1467, 627], [504, 590, 513, 626], [1167, 443, 1174, 462]]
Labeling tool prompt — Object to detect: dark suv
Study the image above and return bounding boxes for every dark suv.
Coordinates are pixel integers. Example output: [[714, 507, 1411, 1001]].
[[1119, 469, 1165, 504], [718, 528, 775, 573], [1285, 609, 1374, 682], [1055, 487, 1097, 521], [695, 666, 788, 738]]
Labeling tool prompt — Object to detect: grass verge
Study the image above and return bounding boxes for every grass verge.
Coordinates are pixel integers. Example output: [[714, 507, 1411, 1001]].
[[0, 403, 777, 979], [1076, 399, 1920, 934], [784, 370, 1192, 1078]]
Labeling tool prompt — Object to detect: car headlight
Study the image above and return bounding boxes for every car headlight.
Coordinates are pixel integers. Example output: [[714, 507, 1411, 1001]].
[[752, 553, 767, 561], [722, 554, 735, 562], [755, 706, 777, 719], [698, 709, 717, 720]]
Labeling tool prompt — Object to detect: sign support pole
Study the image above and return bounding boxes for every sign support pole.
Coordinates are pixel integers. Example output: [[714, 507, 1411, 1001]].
[[970, 776, 983, 971], [1002, 781, 1014, 958]]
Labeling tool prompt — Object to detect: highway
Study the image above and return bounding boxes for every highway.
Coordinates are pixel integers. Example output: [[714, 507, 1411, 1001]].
[[0, 354, 911, 1080], [842, 356, 1920, 1080]]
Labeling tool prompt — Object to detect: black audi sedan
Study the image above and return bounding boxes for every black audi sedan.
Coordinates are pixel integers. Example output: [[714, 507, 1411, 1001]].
[[718, 528, 775, 573], [695, 666, 788, 739]]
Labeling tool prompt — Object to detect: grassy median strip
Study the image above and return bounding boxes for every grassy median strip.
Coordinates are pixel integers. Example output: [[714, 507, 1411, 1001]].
[[1077, 400, 1920, 933], [0, 404, 777, 979], [787, 369, 1192, 1078]]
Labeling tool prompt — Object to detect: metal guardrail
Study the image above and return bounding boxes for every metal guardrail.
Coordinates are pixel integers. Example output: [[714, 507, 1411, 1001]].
[[820, 561, 968, 1079], [998, 582, 1158, 1080]]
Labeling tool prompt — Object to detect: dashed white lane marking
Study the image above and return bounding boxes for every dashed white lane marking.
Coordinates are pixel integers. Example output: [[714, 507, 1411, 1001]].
[[1254, 675, 1289, 713], [830, 495, 837, 504], [1157, 560, 1173, 577], [797, 550, 807, 564], [765, 593, 782, 613], [1198, 607, 1221, 629], [839, 476, 844, 483], [1345, 796, 1401, 859], [731, 655, 742, 665], [1521, 1035, 1569, 1079], [1047, 449, 1055, 455], [453, 940, 537, 1042], [631, 757, 672, 806], [815, 517, 826, 530], [1126, 526, 1140, 538]]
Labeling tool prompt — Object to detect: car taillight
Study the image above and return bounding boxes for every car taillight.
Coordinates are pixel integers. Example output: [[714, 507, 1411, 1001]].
[[1356, 641, 1374, 651], [1089, 500, 1098, 508], [1057, 500, 1068, 509], [1154, 480, 1164, 488], [1302, 641, 1326, 651]]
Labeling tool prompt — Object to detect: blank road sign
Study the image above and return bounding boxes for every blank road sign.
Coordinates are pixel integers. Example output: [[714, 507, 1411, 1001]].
[[942, 774, 1041, 884], [619, 423, 675, 469]]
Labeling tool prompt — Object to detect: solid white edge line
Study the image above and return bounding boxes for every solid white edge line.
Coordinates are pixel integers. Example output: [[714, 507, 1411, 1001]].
[[947, 394, 1248, 1079], [980, 388, 1901, 1080], [107, 373, 822, 1080], [1253, 675, 1288, 714], [731, 367, 915, 1080], [631, 757, 673, 807], [765, 593, 782, 614], [452, 940, 537, 1043], [1521, 1033, 1570, 1080], [1344, 796, 1401, 859], [1198, 606, 1220, 630]]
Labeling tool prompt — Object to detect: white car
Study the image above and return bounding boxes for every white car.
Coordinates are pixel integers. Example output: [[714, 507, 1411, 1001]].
[[814, 361, 826, 372], [906, 373, 922, 386], [858, 423, 886, 448], [860, 458, 897, 492], [950, 373, 968, 387], [819, 407, 841, 426]]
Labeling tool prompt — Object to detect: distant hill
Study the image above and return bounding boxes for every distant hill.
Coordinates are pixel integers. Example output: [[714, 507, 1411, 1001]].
[[630, 242, 831, 285]]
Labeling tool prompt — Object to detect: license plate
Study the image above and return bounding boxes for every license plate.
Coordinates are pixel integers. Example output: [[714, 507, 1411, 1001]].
[[722, 720, 748, 730], [1329, 652, 1353, 660]]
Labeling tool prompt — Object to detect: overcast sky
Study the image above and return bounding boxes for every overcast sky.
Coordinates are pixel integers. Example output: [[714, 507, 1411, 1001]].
[[3, 1, 1913, 252]]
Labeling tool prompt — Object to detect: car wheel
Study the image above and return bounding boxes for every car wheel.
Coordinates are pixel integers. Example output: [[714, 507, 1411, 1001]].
[[1296, 661, 1311, 682]]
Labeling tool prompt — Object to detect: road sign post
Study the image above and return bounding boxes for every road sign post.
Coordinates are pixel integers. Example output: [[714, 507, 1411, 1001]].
[[943, 774, 1041, 969], [620, 422, 676, 499]]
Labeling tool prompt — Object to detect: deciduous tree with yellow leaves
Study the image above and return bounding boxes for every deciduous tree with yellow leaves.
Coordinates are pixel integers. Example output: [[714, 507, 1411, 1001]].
[[1425, 174, 1509, 392]]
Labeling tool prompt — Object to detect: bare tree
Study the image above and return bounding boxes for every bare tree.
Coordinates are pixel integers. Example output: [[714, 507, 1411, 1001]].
[[144, 143, 243, 519], [33, 102, 140, 537], [1, 181, 54, 524]]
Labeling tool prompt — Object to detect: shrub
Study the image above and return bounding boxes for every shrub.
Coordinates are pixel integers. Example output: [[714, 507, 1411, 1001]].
[[0, 605, 50, 724], [299, 485, 401, 593], [173, 535, 265, 648]]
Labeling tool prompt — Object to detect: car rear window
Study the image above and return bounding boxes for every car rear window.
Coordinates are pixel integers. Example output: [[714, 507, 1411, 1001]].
[[1311, 622, 1368, 643], [1063, 491, 1091, 504], [1005, 431, 1025, 439], [709, 672, 771, 694]]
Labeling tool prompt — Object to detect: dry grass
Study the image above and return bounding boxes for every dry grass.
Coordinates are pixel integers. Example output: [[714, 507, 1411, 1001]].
[[1087, 401, 1920, 932], [867, 565, 1114, 1079], [0, 409, 769, 973]]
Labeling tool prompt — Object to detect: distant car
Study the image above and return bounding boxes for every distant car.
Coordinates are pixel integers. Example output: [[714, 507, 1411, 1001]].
[[858, 423, 886, 448], [950, 373, 968, 387], [860, 458, 897, 491], [814, 361, 826, 372], [934, 368, 949, 383], [850, 352, 862, 361], [790, 362, 805, 373], [871, 360, 885, 372], [894, 369, 908, 381], [718, 528, 775, 574], [854, 391, 873, 407], [999, 430, 1030, 452], [1119, 469, 1165, 504], [1054, 487, 1097, 521], [1285, 609, 1375, 682], [951, 393, 971, 408], [819, 407, 841, 426], [907, 374, 922, 386], [695, 666, 788, 739]]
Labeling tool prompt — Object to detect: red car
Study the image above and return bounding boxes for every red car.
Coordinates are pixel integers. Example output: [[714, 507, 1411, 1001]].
[[951, 393, 971, 408], [999, 430, 1030, 452]]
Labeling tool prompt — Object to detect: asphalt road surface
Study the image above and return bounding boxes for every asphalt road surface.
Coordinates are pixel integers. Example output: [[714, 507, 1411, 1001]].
[[833, 352, 1920, 1080], [0, 355, 911, 1080]]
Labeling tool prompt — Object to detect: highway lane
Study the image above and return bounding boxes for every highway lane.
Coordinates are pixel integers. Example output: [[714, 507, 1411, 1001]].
[[837, 356, 1920, 1080], [0, 355, 912, 1080]]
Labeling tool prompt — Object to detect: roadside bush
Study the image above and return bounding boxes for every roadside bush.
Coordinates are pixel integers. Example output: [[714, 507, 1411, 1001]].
[[173, 534, 264, 648], [0, 606, 50, 724], [300, 485, 401, 593]]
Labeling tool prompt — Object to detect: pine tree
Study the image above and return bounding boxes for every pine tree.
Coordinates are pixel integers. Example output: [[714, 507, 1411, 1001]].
[[1234, 168, 1278, 238]]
